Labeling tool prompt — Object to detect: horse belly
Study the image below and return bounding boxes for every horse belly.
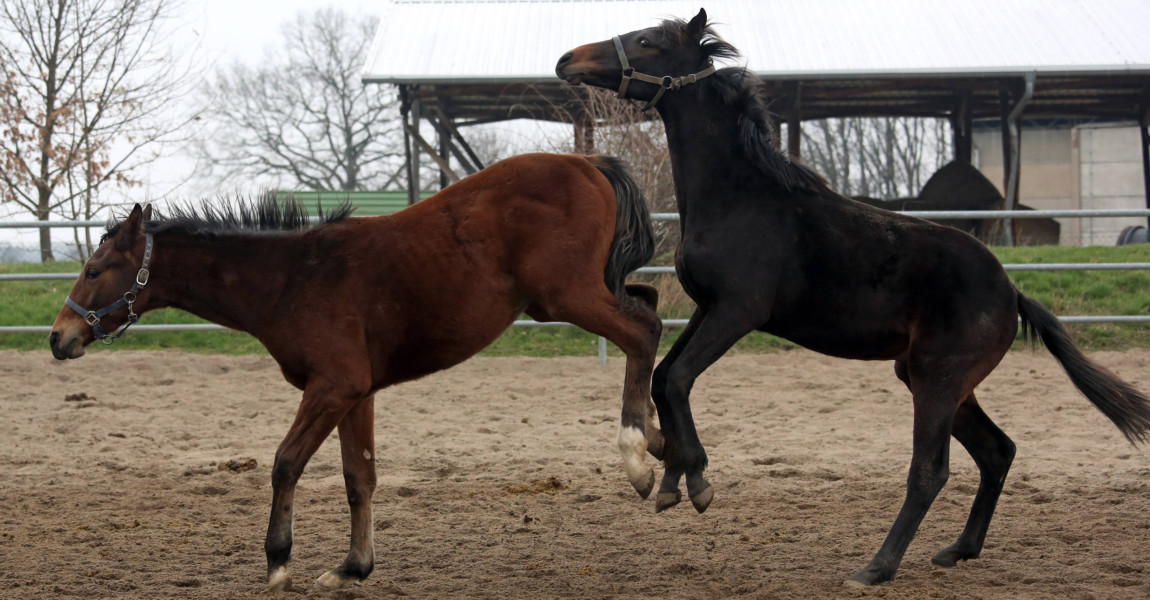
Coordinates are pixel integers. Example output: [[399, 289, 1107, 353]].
[[364, 278, 527, 387], [763, 303, 911, 361], [763, 319, 906, 356]]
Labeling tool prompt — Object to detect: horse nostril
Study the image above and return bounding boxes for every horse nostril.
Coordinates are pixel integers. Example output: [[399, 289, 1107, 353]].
[[49, 331, 59, 348], [557, 51, 573, 67]]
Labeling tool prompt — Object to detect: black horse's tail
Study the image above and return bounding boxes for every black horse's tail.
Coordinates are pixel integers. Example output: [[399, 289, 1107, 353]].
[[588, 155, 655, 298], [1017, 292, 1150, 444]]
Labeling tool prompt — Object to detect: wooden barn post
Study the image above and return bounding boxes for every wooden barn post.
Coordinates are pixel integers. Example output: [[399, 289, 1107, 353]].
[[786, 82, 802, 160], [1002, 73, 1035, 246], [1140, 95, 1150, 230], [574, 107, 594, 154], [952, 89, 973, 165]]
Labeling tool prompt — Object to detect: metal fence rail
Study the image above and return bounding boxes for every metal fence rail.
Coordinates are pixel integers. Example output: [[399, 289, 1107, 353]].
[[5, 209, 1150, 348]]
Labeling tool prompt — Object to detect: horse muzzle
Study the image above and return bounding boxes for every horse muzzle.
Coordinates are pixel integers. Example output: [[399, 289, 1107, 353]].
[[49, 329, 87, 360], [555, 54, 583, 85]]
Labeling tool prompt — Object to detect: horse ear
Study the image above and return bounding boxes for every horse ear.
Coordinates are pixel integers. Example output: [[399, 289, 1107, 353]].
[[686, 8, 708, 39], [114, 204, 146, 251], [142, 203, 153, 222]]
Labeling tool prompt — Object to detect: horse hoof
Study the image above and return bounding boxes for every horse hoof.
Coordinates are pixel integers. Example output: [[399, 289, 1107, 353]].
[[630, 469, 655, 499], [315, 569, 358, 589], [655, 490, 681, 512], [845, 563, 893, 588], [931, 543, 976, 568], [268, 566, 292, 593], [689, 485, 714, 513]]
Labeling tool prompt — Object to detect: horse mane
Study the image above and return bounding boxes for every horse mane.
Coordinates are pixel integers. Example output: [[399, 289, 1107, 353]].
[[102, 194, 354, 242], [660, 18, 833, 195]]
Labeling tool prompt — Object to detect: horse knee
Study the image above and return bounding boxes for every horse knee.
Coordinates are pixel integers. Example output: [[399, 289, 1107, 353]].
[[662, 364, 696, 404], [907, 463, 949, 506], [652, 361, 671, 398], [271, 458, 303, 491]]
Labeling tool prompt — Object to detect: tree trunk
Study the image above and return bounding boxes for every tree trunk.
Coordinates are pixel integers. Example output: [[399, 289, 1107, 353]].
[[37, 192, 54, 262]]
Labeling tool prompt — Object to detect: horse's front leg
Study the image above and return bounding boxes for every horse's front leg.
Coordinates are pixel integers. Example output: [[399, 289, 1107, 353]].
[[652, 305, 755, 513], [265, 379, 363, 593], [316, 394, 378, 589]]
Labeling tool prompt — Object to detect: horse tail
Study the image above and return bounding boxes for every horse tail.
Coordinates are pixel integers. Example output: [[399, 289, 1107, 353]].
[[588, 155, 655, 297], [1017, 292, 1150, 445]]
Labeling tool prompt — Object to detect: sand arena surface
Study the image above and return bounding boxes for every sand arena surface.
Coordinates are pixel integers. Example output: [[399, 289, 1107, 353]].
[[1, 348, 1149, 599]]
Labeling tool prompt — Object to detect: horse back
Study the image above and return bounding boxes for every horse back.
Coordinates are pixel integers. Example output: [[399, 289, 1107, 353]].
[[283, 154, 620, 387], [695, 189, 1018, 360]]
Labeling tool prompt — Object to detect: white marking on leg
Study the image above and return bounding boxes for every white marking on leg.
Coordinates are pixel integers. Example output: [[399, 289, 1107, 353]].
[[617, 424, 649, 485], [315, 569, 356, 589], [268, 565, 292, 592], [644, 399, 663, 446]]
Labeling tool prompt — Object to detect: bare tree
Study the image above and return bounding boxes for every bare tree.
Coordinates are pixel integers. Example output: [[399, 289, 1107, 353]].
[[536, 87, 678, 260], [195, 8, 404, 192], [801, 117, 952, 200], [0, 0, 199, 261]]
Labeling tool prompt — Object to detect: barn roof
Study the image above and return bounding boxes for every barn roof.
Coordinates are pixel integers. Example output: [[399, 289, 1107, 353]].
[[363, 0, 1150, 83], [362, 0, 1150, 124]]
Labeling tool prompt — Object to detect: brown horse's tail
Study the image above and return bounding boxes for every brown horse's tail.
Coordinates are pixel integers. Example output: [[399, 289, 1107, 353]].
[[1017, 292, 1150, 445], [588, 155, 655, 298]]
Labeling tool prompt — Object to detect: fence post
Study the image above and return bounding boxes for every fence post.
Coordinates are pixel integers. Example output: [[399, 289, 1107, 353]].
[[597, 336, 607, 367]]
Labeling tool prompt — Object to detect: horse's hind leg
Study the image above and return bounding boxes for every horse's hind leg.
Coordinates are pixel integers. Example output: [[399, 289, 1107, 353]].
[[625, 283, 665, 461], [847, 374, 959, 587], [932, 393, 1015, 567], [536, 283, 662, 499], [316, 395, 378, 589]]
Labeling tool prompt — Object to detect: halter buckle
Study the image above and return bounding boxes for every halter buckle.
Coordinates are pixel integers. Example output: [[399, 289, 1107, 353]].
[[136, 268, 150, 287], [84, 312, 100, 326]]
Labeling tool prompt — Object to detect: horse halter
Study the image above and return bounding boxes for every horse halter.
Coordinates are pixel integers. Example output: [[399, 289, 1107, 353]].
[[612, 35, 716, 111], [65, 234, 153, 344]]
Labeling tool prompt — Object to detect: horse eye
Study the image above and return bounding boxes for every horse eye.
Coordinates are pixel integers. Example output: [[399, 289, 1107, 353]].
[[86, 268, 99, 280], [638, 37, 650, 48]]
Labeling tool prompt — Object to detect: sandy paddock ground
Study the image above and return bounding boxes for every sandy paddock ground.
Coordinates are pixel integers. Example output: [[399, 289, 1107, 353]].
[[1, 347, 1149, 600]]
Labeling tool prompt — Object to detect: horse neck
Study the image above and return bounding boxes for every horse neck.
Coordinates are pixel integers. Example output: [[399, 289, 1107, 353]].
[[146, 233, 296, 334], [655, 86, 766, 216]]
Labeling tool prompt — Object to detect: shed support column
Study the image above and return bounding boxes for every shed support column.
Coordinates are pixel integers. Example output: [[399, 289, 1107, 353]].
[[952, 89, 972, 165], [574, 108, 594, 154], [1002, 73, 1035, 247], [1140, 103, 1150, 230], [400, 87, 415, 205], [402, 92, 423, 206], [438, 124, 450, 189], [786, 82, 802, 161], [787, 114, 801, 162]]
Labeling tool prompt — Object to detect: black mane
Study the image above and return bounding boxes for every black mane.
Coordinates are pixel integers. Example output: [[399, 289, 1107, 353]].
[[102, 195, 354, 242], [660, 18, 832, 195]]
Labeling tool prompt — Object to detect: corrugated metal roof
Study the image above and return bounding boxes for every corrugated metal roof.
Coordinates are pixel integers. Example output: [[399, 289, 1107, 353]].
[[362, 0, 1150, 84]]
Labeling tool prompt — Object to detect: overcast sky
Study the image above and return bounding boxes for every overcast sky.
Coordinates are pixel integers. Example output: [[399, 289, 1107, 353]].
[[192, 0, 378, 65], [1, 1, 382, 248]]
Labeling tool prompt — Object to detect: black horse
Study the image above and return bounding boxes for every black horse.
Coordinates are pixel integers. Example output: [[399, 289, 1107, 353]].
[[557, 9, 1150, 587]]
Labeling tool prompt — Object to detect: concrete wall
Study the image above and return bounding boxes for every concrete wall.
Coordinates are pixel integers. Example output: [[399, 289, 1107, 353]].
[[1078, 125, 1147, 246], [972, 124, 1146, 246]]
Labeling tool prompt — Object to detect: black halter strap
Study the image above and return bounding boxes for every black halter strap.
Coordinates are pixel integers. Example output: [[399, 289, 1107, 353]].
[[612, 35, 716, 111], [65, 233, 153, 344]]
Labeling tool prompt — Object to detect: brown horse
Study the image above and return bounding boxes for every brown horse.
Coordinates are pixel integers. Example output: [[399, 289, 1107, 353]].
[[49, 153, 663, 592], [557, 10, 1150, 588]]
